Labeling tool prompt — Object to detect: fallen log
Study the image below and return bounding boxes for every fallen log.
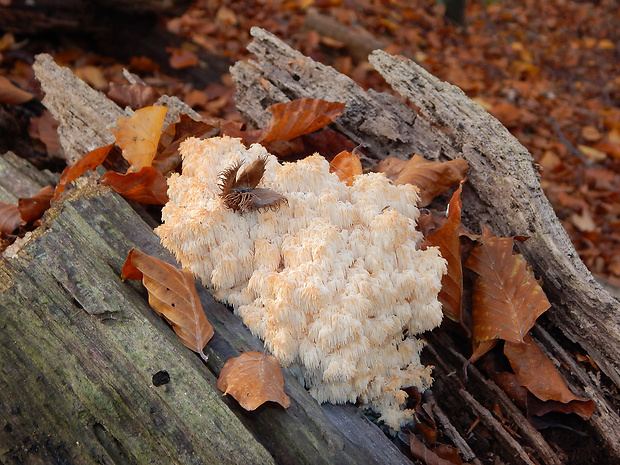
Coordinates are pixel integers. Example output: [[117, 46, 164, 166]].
[[0, 54, 415, 464], [230, 27, 620, 461]]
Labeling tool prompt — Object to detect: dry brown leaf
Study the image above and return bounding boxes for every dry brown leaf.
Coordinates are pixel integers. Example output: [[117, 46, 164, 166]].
[[329, 150, 363, 185], [422, 181, 464, 322], [18, 185, 54, 224], [261, 98, 345, 143], [0, 75, 34, 105], [466, 226, 550, 344], [0, 202, 24, 234], [409, 434, 456, 465], [53, 144, 114, 201], [217, 351, 290, 411], [373, 157, 407, 181], [112, 105, 168, 171], [107, 82, 161, 111], [167, 47, 199, 70], [121, 248, 213, 360], [504, 335, 593, 410], [395, 155, 468, 207], [152, 115, 219, 175], [100, 167, 169, 205]]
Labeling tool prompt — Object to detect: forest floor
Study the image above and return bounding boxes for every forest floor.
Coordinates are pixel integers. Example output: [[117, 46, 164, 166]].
[[1, 0, 618, 284]]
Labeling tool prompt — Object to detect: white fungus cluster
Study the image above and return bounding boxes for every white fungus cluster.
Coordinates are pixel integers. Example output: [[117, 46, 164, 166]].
[[156, 136, 446, 428]]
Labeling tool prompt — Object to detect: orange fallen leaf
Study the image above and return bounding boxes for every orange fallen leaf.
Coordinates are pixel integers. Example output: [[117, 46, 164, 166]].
[[112, 105, 168, 171], [373, 157, 407, 181], [504, 335, 593, 411], [152, 114, 219, 175], [53, 144, 114, 201], [329, 150, 362, 185], [18, 185, 54, 224], [0, 75, 34, 105], [168, 47, 199, 70], [394, 155, 468, 207], [0, 202, 24, 234], [100, 167, 169, 205], [261, 98, 346, 143], [422, 181, 465, 322], [466, 226, 550, 344], [217, 351, 291, 411], [28, 111, 62, 157], [122, 248, 213, 360]]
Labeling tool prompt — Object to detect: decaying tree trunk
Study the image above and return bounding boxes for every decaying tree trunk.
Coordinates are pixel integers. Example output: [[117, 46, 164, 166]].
[[1, 28, 619, 464], [0, 55, 415, 465], [230, 28, 620, 461]]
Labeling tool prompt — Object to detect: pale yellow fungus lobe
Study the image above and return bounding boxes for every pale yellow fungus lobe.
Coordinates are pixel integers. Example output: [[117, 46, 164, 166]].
[[156, 136, 446, 429]]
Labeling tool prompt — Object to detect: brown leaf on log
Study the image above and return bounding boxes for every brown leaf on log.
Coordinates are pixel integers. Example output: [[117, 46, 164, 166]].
[[0, 202, 24, 234], [18, 185, 54, 224], [466, 226, 551, 344], [329, 150, 362, 185], [100, 167, 169, 205], [222, 98, 345, 148], [121, 248, 213, 361], [53, 144, 114, 201], [504, 335, 594, 418], [217, 351, 291, 411], [112, 105, 168, 171], [422, 181, 464, 322], [152, 114, 219, 175], [392, 155, 469, 207]]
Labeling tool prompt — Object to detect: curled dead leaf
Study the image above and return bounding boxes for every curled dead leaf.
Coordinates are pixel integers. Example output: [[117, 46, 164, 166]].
[[100, 167, 169, 205], [329, 150, 363, 186], [504, 335, 593, 414], [422, 181, 465, 322], [122, 249, 213, 361], [395, 155, 469, 207], [53, 144, 114, 201], [217, 351, 290, 411], [112, 105, 168, 171]]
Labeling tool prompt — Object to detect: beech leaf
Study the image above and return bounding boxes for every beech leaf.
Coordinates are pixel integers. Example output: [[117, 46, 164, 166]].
[[217, 351, 291, 411], [122, 248, 213, 360], [373, 157, 407, 181], [422, 181, 464, 322], [100, 167, 169, 205], [261, 98, 346, 143], [466, 227, 551, 344], [409, 434, 456, 465], [330, 150, 363, 186], [53, 144, 114, 201], [107, 82, 161, 111], [504, 335, 594, 417], [112, 105, 168, 171], [0, 202, 24, 234], [18, 185, 54, 224], [394, 155, 469, 207], [0, 75, 34, 105]]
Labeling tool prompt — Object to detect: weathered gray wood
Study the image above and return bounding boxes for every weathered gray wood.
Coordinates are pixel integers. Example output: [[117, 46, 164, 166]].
[[229, 27, 620, 462], [368, 49, 620, 391], [1, 186, 275, 465]]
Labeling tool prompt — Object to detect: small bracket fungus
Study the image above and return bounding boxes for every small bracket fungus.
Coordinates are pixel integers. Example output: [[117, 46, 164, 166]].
[[156, 136, 446, 429]]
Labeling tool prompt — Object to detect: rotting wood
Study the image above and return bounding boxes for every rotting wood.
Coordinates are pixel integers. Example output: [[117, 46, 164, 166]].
[[230, 27, 620, 462], [0, 54, 416, 465]]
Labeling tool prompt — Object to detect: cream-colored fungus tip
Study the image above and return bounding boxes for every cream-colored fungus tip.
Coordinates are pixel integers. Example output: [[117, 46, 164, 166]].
[[156, 136, 446, 429]]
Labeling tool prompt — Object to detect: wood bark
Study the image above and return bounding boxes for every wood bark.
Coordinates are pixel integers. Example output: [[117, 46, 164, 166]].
[[230, 27, 620, 462], [0, 54, 415, 464]]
